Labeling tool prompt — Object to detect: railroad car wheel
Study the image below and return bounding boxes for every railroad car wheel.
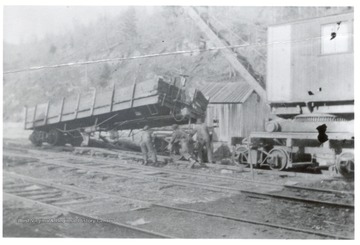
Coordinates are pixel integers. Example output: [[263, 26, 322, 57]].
[[70, 131, 83, 147], [29, 130, 43, 146], [267, 148, 288, 171], [47, 129, 65, 146], [233, 146, 249, 165], [336, 152, 354, 178]]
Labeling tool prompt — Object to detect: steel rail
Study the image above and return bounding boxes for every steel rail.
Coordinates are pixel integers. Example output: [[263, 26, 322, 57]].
[[240, 190, 353, 209], [11, 150, 354, 196], [72, 152, 356, 196], [6, 144, 331, 178], [283, 184, 354, 196], [47, 158, 356, 208], [5, 151, 354, 208], [5, 152, 355, 209], [4, 171, 352, 239], [3, 192, 173, 238]]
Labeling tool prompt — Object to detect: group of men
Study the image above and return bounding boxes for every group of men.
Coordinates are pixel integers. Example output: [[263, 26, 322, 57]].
[[139, 118, 213, 168]]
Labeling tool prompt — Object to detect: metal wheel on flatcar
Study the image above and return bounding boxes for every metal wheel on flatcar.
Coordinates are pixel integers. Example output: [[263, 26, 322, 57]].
[[336, 152, 354, 178], [267, 148, 288, 171], [69, 131, 83, 147], [233, 146, 249, 166], [47, 129, 65, 146], [29, 130, 43, 147]]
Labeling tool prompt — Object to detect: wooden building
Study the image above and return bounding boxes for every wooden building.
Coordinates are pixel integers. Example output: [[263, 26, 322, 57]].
[[200, 82, 269, 143]]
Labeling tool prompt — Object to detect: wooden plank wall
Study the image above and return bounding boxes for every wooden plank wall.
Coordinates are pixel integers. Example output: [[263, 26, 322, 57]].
[[206, 92, 269, 143], [241, 93, 269, 137]]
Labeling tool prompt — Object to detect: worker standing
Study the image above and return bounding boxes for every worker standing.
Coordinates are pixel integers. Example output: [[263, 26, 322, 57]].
[[169, 124, 200, 168], [193, 118, 214, 164], [139, 125, 157, 165]]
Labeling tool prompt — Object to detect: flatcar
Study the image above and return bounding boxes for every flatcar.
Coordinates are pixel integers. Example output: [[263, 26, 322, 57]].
[[233, 12, 354, 177]]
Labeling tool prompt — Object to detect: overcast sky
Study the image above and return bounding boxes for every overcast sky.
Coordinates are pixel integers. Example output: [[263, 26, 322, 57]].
[[4, 6, 128, 44]]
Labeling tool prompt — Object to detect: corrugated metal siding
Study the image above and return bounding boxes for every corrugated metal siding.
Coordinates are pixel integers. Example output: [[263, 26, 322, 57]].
[[201, 82, 253, 103]]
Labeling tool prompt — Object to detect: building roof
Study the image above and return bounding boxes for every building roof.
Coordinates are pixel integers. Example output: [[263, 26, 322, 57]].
[[200, 82, 254, 104]]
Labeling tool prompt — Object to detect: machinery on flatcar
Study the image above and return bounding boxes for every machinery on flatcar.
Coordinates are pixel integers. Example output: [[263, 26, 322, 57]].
[[233, 12, 354, 177]]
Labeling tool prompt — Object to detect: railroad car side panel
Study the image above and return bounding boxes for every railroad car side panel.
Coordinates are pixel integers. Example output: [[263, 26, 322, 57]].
[[267, 24, 292, 102], [291, 14, 354, 102], [267, 13, 354, 103]]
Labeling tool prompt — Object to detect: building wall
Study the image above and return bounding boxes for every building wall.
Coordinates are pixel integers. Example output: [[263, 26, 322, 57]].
[[267, 12, 354, 103], [206, 103, 241, 142], [206, 92, 269, 143], [241, 92, 269, 137]]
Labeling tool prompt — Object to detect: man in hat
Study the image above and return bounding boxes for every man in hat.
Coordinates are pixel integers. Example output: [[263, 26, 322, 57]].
[[139, 125, 157, 165], [193, 118, 213, 164], [169, 124, 200, 168]]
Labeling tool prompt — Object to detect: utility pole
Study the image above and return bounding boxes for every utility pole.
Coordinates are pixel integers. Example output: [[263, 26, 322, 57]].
[[184, 6, 267, 101]]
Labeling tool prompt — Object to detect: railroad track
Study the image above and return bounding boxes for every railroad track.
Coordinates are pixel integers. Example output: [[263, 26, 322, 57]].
[[13, 146, 354, 193], [4, 142, 329, 178], [3, 170, 353, 239], [4, 151, 354, 209], [3, 176, 171, 238]]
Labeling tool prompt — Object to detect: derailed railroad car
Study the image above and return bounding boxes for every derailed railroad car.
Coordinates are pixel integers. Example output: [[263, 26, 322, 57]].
[[25, 77, 208, 147], [233, 12, 354, 177]]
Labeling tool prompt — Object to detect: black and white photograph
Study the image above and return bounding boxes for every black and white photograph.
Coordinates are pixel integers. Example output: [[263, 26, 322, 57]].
[[2, 1, 356, 240]]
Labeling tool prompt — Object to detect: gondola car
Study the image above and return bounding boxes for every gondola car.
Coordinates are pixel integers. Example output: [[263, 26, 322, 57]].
[[25, 76, 208, 147]]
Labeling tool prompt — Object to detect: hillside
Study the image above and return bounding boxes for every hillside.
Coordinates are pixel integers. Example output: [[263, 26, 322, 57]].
[[3, 6, 352, 122]]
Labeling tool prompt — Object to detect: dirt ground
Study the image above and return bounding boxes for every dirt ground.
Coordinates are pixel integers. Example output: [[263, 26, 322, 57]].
[[2, 124, 355, 239]]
